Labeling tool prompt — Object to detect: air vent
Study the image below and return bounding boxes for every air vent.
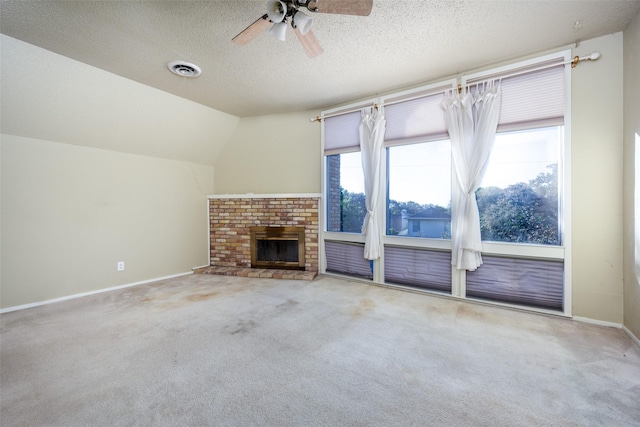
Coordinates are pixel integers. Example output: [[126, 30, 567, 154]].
[[167, 61, 202, 78]]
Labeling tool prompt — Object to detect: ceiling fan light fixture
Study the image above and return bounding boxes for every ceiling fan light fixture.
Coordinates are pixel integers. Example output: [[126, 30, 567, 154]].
[[268, 21, 288, 41], [292, 11, 313, 35], [266, 0, 287, 23]]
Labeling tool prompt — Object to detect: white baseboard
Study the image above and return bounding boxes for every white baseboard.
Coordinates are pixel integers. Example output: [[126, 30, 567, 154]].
[[0, 271, 194, 314], [573, 316, 640, 349], [622, 324, 640, 348], [572, 316, 622, 328]]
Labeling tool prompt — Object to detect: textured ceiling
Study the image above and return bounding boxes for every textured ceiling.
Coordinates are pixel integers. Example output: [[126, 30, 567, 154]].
[[1, 0, 639, 117]]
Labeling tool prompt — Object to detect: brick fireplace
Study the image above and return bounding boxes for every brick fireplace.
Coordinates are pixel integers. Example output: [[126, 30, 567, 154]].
[[204, 194, 320, 279]]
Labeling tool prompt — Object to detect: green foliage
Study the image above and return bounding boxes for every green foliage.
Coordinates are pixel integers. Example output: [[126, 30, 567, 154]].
[[338, 163, 558, 244], [478, 164, 559, 245], [388, 199, 426, 217], [340, 188, 366, 233], [476, 186, 503, 213], [340, 188, 452, 235]]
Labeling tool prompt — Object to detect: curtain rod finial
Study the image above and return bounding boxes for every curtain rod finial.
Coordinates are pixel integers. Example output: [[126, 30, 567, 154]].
[[572, 51, 601, 68]]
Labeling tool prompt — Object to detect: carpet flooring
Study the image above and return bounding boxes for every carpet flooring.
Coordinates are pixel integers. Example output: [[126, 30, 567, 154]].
[[1, 274, 639, 426]]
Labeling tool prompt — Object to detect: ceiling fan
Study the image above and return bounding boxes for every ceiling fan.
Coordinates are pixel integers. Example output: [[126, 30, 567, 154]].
[[232, 0, 373, 58]]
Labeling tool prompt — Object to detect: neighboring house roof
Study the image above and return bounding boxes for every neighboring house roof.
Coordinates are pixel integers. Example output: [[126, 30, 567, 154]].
[[408, 208, 451, 221]]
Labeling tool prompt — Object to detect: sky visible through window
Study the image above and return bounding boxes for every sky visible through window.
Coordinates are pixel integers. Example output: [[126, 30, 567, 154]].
[[339, 127, 561, 206]]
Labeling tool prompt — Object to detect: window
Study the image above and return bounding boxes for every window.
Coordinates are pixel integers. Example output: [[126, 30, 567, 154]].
[[635, 133, 640, 280], [477, 127, 561, 245], [324, 109, 366, 234], [326, 152, 365, 233], [386, 140, 451, 238]]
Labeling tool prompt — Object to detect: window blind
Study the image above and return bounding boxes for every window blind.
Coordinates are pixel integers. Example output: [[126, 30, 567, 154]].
[[384, 91, 449, 146], [325, 241, 373, 280], [383, 60, 564, 145], [466, 255, 564, 311], [323, 110, 362, 154], [467, 62, 565, 133], [384, 246, 452, 293]]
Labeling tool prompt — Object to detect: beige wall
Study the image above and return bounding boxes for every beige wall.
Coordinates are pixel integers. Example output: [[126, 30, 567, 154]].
[[0, 36, 234, 309], [571, 33, 625, 323], [623, 11, 640, 338], [214, 111, 321, 194], [1, 135, 214, 308]]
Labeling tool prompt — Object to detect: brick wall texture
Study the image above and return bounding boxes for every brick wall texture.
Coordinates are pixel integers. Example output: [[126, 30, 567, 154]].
[[326, 155, 342, 232], [209, 197, 319, 272]]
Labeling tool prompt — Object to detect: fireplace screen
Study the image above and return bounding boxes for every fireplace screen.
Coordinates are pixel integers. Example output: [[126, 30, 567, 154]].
[[250, 226, 305, 270]]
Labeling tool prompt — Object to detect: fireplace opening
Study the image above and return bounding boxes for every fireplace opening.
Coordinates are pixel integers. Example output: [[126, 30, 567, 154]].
[[256, 240, 299, 263], [250, 226, 305, 270]]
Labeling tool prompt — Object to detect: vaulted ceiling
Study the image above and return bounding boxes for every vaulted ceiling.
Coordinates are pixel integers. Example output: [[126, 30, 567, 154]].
[[1, 0, 639, 118]]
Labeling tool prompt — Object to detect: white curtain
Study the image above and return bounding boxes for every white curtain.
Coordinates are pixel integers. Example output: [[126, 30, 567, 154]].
[[359, 107, 386, 260], [442, 82, 501, 271]]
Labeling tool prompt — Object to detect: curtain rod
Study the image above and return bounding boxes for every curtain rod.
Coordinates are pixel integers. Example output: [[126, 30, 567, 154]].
[[310, 51, 600, 122], [309, 103, 378, 123], [461, 51, 600, 89]]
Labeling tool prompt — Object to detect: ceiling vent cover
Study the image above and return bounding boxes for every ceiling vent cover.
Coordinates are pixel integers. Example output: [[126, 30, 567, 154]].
[[167, 61, 202, 78]]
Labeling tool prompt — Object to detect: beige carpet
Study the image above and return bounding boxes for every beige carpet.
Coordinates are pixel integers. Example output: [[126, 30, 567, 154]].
[[1, 274, 639, 426]]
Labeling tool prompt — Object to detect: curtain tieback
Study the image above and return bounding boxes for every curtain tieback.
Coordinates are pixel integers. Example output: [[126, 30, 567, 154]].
[[362, 211, 375, 233]]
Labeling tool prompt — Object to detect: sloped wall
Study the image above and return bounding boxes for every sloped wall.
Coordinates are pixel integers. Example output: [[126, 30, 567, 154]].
[[0, 34, 239, 165]]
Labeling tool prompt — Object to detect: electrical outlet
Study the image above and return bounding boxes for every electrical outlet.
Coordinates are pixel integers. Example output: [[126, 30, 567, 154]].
[[117, 261, 125, 272]]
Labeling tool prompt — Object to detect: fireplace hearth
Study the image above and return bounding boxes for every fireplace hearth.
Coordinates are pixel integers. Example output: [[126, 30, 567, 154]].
[[250, 226, 305, 270]]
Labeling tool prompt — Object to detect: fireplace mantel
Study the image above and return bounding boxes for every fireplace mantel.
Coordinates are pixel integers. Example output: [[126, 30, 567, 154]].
[[207, 193, 321, 200]]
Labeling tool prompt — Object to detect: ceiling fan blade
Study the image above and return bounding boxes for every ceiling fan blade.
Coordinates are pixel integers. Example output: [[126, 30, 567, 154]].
[[308, 0, 373, 16], [294, 29, 324, 58], [232, 14, 271, 46]]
